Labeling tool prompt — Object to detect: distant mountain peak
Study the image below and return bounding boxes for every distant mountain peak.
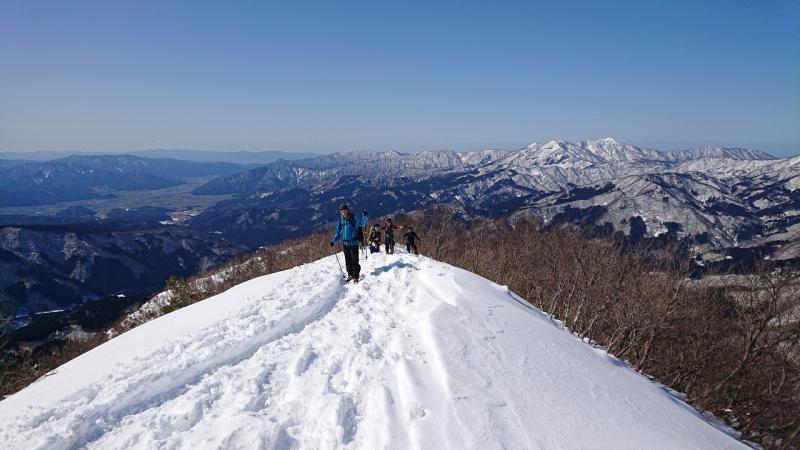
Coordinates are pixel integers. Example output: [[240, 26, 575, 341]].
[[584, 137, 623, 146]]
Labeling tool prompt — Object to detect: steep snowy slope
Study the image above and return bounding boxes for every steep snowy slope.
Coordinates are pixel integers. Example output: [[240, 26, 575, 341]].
[[0, 252, 747, 449]]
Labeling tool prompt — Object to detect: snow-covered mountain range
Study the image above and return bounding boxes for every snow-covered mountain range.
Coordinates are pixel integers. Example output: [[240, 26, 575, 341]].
[[192, 138, 800, 260], [0, 251, 747, 449]]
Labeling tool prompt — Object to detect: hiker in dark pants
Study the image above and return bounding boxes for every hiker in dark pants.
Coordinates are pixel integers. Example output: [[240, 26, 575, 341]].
[[381, 218, 401, 254], [404, 226, 421, 255], [330, 203, 361, 282]]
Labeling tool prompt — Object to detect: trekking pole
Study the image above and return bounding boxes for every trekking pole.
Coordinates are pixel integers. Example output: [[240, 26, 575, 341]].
[[364, 240, 368, 259], [333, 250, 345, 278]]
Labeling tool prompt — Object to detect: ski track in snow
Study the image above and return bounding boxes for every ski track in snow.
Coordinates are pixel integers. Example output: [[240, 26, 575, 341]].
[[0, 250, 747, 449]]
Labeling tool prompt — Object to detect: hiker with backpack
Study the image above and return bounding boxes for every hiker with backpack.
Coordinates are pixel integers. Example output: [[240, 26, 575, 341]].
[[368, 224, 382, 254], [357, 209, 369, 249], [330, 203, 361, 282], [404, 226, 421, 255], [381, 218, 401, 254]]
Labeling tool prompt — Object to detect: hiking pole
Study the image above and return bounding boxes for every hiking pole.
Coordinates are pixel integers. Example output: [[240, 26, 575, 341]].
[[333, 251, 346, 279], [364, 240, 368, 259]]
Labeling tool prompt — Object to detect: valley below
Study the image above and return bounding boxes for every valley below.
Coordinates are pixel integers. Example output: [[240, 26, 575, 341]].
[[0, 176, 232, 223]]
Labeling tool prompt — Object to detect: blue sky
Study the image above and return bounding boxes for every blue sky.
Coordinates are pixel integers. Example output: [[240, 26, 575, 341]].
[[1, 0, 798, 155]]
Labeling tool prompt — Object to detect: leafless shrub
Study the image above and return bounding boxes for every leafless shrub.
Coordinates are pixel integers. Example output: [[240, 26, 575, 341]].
[[0, 297, 11, 353]]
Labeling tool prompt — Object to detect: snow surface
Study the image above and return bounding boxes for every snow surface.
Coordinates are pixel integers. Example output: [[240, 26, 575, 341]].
[[0, 251, 747, 449]]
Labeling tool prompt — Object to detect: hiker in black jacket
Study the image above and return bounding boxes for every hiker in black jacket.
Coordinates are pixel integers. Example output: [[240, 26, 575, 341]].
[[404, 227, 421, 255], [381, 218, 401, 254]]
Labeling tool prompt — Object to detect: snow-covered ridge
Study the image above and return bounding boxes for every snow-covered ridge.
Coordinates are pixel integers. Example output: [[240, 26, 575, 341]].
[[195, 137, 781, 192], [503, 138, 774, 169], [0, 251, 746, 449], [319, 138, 775, 171], [200, 137, 783, 191]]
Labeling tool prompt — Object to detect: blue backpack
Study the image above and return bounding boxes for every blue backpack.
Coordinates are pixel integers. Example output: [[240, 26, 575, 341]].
[[338, 214, 359, 241], [358, 213, 369, 228]]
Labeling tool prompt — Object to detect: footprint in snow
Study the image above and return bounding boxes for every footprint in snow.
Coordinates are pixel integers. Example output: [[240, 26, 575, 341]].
[[294, 347, 318, 376], [337, 395, 359, 444], [353, 327, 372, 346], [326, 358, 342, 375], [406, 402, 427, 420], [366, 344, 383, 360]]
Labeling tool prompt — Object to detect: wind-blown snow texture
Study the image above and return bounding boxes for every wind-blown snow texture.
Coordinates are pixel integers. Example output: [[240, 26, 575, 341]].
[[0, 251, 746, 449]]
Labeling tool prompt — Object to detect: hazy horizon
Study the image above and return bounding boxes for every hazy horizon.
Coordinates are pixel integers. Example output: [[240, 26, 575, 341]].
[[2, 1, 798, 157], [0, 136, 797, 158]]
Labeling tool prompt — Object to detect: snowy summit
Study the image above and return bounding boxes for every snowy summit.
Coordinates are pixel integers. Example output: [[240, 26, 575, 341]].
[[0, 251, 746, 449]]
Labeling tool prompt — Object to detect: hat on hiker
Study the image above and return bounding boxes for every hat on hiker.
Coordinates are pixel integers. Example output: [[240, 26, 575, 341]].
[[339, 203, 349, 211]]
